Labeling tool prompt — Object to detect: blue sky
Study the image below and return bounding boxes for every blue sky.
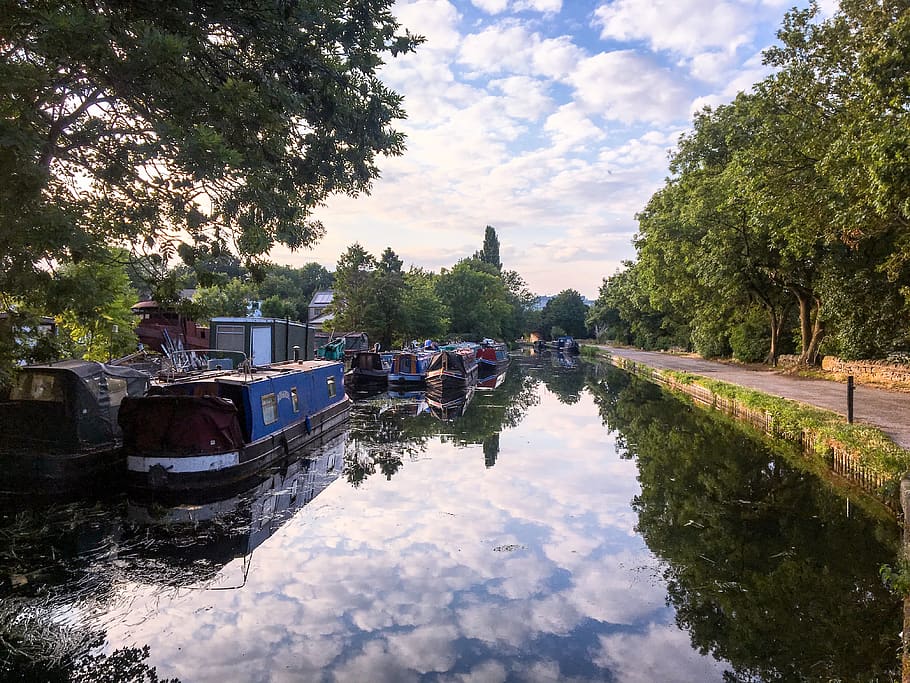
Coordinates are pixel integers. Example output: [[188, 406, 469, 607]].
[[271, 0, 835, 298]]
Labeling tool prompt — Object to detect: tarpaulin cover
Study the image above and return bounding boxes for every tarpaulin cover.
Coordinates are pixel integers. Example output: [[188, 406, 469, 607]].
[[0, 360, 149, 450], [119, 395, 245, 455]]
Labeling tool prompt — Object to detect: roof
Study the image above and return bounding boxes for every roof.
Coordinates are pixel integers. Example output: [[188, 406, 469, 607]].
[[309, 312, 334, 325], [309, 290, 334, 306]]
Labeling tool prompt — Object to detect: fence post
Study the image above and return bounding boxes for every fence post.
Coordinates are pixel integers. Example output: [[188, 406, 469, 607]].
[[847, 375, 855, 424]]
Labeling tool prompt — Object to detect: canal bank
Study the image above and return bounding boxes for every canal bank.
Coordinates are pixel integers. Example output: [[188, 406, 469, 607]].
[[585, 345, 910, 514]]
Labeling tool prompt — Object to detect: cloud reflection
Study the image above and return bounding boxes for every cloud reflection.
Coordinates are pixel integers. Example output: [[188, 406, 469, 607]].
[[99, 389, 725, 681]]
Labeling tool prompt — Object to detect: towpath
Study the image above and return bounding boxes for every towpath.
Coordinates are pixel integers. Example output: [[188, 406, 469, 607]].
[[594, 345, 910, 451]]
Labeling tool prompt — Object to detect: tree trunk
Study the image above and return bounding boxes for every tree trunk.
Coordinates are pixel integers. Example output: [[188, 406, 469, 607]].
[[766, 308, 779, 366], [804, 297, 825, 365]]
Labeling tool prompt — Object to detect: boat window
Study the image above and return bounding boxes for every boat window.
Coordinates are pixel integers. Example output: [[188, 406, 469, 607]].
[[291, 387, 299, 412], [9, 372, 63, 402], [327, 376, 337, 398], [261, 393, 279, 425]]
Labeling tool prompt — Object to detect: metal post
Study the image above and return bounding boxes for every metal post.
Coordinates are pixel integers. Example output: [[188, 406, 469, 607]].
[[847, 375, 854, 424], [293, 345, 300, 362]]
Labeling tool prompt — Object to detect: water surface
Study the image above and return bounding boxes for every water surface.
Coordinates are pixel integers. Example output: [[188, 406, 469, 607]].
[[0, 354, 901, 682]]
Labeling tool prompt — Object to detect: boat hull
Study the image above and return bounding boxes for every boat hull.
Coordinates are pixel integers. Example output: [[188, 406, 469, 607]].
[[126, 398, 351, 492]]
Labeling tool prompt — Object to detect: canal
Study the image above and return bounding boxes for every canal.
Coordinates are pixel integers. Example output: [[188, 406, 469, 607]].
[[0, 353, 902, 682]]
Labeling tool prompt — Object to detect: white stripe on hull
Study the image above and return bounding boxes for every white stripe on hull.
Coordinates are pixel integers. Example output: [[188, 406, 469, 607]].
[[127, 451, 240, 473]]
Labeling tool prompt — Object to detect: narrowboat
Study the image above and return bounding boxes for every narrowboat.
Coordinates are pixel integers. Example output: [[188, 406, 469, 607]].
[[555, 335, 580, 353], [475, 338, 510, 379], [388, 349, 432, 386], [119, 359, 350, 492], [344, 350, 391, 389], [426, 346, 478, 395], [0, 360, 150, 490]]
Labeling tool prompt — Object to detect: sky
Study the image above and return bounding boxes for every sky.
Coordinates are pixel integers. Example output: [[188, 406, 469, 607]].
[[271, 0, 836, 299]]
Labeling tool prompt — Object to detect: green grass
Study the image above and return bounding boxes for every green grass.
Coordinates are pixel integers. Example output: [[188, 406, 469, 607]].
[[586, 346, 910, 483]]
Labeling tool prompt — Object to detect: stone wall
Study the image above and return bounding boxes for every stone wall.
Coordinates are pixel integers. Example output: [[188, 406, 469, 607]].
[[821, 356, 910, 383]]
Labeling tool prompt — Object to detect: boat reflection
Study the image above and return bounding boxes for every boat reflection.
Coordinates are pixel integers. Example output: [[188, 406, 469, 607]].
[[124, 430, 345, 586], [425, 387, 475, 421], [476, 370, 507, 391]]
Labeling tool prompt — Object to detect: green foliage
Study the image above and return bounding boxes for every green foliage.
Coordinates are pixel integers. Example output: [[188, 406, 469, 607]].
[[474, 225, 502, 271], [372, 247, 406, 348], [48, 250, 139, 360], [541, 289, 587, 339], [328, 243, 377, 334], [880, 558, 910, 598], [435, 260, 511, 340], [0, 0, 421, 315], [190, 278, 256, 324], [401, 268, 449, 342], [729, 307, 771, 363], [595, 2, 910, 364]]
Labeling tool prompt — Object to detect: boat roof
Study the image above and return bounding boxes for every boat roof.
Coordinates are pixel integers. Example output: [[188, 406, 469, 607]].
[[163, 360, 340, 386], [25, 359, 149, 381]]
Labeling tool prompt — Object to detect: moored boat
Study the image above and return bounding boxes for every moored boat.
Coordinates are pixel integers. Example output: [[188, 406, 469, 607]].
[[426, 346, 478, 395], [388, 348, 432, 386], [475, 338, 510, 379], [0, 360, 150, 490], [119, 359, 350, 492], [344, 350, 390, 389]]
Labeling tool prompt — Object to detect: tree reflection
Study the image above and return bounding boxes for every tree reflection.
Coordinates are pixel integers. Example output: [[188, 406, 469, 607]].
[[344, 362, 539, 485], [587, 365, 902, 681]]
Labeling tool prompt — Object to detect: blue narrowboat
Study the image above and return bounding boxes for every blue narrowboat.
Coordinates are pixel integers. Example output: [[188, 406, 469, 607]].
[[388, 349, 432, 386], [119, 359, 350, 491]]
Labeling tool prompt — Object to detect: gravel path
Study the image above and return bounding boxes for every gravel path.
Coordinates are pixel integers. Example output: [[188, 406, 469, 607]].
[[595, 345, 910, 450]]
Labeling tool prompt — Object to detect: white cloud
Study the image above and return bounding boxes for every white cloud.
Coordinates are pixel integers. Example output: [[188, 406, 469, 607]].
[[592, 0, 754, 57], [544, 102, 606, 150], [470, 0, 509, 13], [570, 51, 693, 124]]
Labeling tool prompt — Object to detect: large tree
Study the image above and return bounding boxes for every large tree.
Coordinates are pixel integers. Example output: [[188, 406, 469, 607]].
[[372, 247, 405, 349], [541, 289, 588, 339], [328, 242, 376, 333], [0, 1, 421, 303], [474, 225, 502, 271]]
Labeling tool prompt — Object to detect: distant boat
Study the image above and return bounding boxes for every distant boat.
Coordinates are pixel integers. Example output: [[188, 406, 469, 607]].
[[388, 349, 432, 386], [0, 360, 149, 490], [120, 359, 350, 492], [475, 339, 510, 379], [344, 350, 391, 388], [426, 346, 478, 395], [555, 336, 580, 354]]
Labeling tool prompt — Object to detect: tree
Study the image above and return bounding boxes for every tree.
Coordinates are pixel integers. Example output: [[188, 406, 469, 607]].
[[436, 260, 511, 339], [0, 1, 422, 305], [328, 243, 377, 333], [257, 263, 333, 322], [372, 247, 406, 348], [541, 289, 588, 339], [190, 278, 256, 324], [47, 250, 139, 360], [401, 268, 449, 342], [474, 225, 502, 271]]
